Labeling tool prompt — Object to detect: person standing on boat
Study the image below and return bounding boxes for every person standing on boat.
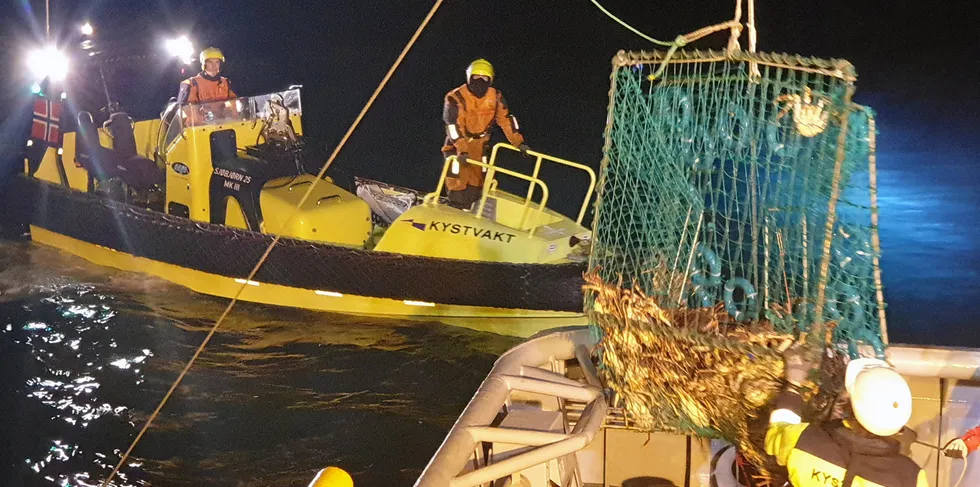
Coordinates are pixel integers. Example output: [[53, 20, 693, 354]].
[[177, 47, 238, 125], [441, 59, 531, 210], [765, 350, 929, 487]]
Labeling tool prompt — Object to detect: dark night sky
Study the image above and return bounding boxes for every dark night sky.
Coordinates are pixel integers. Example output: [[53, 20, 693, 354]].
[[1, 0, 978, 344], [2, 0, 978, 186]]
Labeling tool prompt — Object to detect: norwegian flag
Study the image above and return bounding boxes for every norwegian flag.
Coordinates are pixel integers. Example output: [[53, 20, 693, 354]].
[[31, 98, 62, 145]]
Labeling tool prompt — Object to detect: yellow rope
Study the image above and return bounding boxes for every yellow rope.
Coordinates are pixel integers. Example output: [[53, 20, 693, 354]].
[[864, 113, 888, 345], [590, 0, 749, 80], [589, 0, 744, 81], [589, 0, 676, 47], [727, 0, 744, 54], [99, 0, 445, 484], [647, 21, 741, 80]]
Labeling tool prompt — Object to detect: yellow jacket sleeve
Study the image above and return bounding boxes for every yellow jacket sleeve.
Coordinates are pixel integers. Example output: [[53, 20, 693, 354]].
[[915, 468, 929, 487], [765, 422, 809, 466]]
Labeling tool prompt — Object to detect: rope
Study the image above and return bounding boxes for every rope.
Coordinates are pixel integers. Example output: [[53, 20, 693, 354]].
[[589, 0, 744, 81], [915, 440, 968, 487], [98, 0, 445, 484], [812, 84, 857, 346], [864, 113, 888, 345], [727, 0, 743, 54], [589, 0, 677, 47], [648, 20, 741, 81], [746, 0, 760, 78]]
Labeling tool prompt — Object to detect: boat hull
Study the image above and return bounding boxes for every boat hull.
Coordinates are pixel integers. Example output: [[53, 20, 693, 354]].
[[3, 177, 587, 337]]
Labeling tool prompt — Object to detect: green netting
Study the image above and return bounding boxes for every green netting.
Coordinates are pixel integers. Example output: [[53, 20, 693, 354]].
[[588, 49, 886, 353]]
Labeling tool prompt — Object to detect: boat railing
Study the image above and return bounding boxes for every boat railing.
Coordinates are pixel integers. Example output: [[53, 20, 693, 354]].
[[424, 143, 596, 236], [487, 143, 597, 227], [425, 156, 551, 237], [413, 327, 605, 487]]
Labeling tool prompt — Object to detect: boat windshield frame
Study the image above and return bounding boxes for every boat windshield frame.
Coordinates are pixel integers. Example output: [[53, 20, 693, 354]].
[[157, 88, 303, 152], [177, 88, 303, 128]]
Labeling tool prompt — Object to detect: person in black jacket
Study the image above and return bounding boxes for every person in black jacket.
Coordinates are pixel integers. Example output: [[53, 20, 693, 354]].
[[765, 349, 928, 487]]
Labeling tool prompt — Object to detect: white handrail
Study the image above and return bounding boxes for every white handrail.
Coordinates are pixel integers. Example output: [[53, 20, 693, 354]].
[[414, 327, 604, 487]]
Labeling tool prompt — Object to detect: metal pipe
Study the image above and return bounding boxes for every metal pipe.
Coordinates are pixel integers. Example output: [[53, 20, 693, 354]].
[[575, 344, 601, 388], [500, 375, 600, 404], [886, 344, 980, 381], [518, 366, 589, 389], [451, 400, 607, 487], [414, 328, 599, 487], [466, 427, 570, 447]]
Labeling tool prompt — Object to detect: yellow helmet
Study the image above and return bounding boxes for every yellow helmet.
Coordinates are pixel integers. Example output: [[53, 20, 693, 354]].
[[199, 47, 225, 65], [466, 59, 494, 81]]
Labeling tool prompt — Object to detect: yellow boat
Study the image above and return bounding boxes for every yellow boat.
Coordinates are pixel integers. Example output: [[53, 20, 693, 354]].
[[3, 87, 594, 337]]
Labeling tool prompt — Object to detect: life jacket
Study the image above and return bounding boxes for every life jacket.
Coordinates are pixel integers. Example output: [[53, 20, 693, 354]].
[[181, 73, 236, 104]]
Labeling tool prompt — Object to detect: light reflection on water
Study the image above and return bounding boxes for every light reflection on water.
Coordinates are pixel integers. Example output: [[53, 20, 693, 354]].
[[4, 286, 152, 487], [1, 241, 516, 486], [874, 156, 980, 346]]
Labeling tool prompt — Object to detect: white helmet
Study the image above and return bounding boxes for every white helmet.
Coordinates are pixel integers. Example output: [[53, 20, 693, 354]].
[[845, 358, 912, 437]]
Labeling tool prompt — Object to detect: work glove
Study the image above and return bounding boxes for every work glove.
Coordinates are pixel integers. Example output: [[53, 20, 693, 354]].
[[518, 143, 531, 158], [944, 438, 968, 459], [450, 153, 468, 176], [783, 343, 810, 387]]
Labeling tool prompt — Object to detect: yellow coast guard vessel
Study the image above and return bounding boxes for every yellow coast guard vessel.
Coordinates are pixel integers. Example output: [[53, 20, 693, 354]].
[[7, 87, 593, 336]]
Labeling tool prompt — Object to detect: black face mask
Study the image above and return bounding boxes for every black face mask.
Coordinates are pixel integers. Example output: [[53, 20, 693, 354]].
[[467, 77, 491, 97], [201, 71, 221, 82]]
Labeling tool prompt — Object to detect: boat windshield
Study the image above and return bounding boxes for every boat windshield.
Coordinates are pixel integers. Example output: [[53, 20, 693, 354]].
[[181, 88, 303, 127], [160, 88, 302, 149]]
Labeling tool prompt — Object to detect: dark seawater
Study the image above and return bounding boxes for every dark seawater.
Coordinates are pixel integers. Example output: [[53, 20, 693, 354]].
[[0, 241, 519, 486]]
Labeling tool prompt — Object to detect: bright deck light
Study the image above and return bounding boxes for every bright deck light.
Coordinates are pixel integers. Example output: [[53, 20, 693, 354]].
[[165, 35, 194, 65], [27, 46, 69, 82]]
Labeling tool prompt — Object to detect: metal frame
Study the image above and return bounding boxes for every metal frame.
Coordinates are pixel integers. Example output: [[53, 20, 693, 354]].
[[425, 143, 597, 238], [414, 328, 606, 487]]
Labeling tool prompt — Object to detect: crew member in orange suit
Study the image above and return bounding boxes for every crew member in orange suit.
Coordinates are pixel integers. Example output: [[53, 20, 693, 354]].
[[177, 47, 238, 125], [442, 59, 530, 209]]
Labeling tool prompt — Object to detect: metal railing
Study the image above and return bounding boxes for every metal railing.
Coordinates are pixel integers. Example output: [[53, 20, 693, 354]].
[[425, 155, 551, 237], [487, 143, 597, 227], [414, 328, 606, 487], [425, 144, 597, 237]]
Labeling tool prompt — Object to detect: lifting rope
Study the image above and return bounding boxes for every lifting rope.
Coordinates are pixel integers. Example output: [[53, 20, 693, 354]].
[[589, 0, 756, 79], [99, 0, 446, 484]]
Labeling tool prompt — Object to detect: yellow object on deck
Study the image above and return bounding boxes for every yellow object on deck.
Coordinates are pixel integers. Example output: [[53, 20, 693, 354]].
[[309, 467, 354, 487]]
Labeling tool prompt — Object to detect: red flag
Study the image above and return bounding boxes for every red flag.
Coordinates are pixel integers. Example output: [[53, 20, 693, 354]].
[[31, 98, 62, 145]]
